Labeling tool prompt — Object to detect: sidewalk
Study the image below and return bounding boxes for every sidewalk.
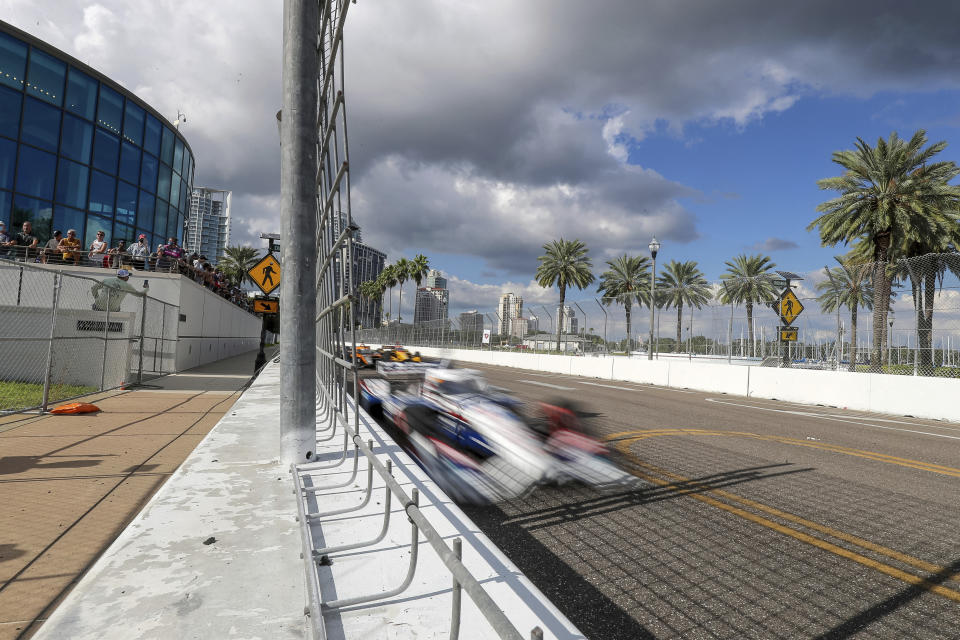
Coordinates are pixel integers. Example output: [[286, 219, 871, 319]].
[[0, 349, 271, 640]]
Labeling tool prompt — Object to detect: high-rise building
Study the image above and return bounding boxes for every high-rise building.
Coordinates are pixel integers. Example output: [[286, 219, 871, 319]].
[[459, 310, 483, 333], [556, 305, 578, 334], [414, 269, 449, 323], [185, 188, 231, 262], [329, 215, 386, 328], [498, 293, 525, 338]]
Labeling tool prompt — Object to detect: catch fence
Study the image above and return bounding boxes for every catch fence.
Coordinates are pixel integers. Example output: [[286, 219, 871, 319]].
[[0, 260, 179, 413], [358, 253, 960, 378]]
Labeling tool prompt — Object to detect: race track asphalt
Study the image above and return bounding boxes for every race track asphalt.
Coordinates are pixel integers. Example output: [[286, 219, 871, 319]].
[[448, 361, 960, 640]]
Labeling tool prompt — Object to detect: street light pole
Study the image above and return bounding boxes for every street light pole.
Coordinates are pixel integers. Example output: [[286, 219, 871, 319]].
[[594, 298, 608, 353], [647, 237, 660, 360]]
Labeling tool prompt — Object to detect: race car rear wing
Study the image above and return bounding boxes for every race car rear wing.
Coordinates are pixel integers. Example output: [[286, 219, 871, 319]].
[[376, 361, 434, 380]]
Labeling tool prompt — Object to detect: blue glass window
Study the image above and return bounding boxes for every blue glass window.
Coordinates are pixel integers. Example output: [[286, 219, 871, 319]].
[[153, 199, 168, 237], [0, 137, 15, 190], [122, 101, 144, 145], [15, 145, 56, 200], [116, 180, 137, 224], [88, 170, 115, 214], [140, 153, 157, 193], [60, 113, 93, 163], [0, 85, 21, 139], [85, 214, 110, 248], [157, 163, 171, 201], [64, 67, 97, 120], [96, 85, 123, 135], [92, 128, 119, 173], [0, 33, 27, 90], [143, 114, 161, 156], [179, 181, 188, 211], [20, 97, 61, 151], [137, 190, 154, 230], [0, 189, 10, 225], [170, 172, 181, 208], [119, 142, 140, 186], [55, 158, 88, 209], [173, 137, 184, 174], [53, 205, 85, 238], [113, 221, 134, 246], [167, 211, 180, 241], [26, 49, 65, 106], [12, 194, 53, 239], [160, 126, 174, 166]]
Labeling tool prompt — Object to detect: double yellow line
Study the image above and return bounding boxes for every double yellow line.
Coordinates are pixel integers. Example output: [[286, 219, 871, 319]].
[[608, 430, 960, 603]]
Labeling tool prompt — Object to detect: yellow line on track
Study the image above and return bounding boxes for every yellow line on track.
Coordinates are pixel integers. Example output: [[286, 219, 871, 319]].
[[611, 439, 960, 603]]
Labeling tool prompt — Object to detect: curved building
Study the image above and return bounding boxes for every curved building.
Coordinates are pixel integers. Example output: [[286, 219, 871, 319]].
[[0, 20, 194, 255]]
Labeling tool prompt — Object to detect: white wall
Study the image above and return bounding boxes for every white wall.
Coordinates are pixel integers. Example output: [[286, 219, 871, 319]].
[[410, 346, 960, 423]]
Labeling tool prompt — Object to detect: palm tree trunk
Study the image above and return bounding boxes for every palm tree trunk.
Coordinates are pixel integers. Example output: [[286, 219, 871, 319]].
[[398, 285, 403, 324], [676, 303, 682, 352], [921, 269, 936, 369], [848, 306, 858, 373], [625, 302, 632, 352], [557, 286, 566, 352], [871, 234, 891, 367], [746, 301, 754, 351]]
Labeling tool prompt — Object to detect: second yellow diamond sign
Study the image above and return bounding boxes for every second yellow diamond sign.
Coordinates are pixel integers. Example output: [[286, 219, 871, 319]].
[[777, 289, 804, 325], [248, 253, 281, 296]]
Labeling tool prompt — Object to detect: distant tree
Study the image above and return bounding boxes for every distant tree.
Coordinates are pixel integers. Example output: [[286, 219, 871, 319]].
[[358, 280, 384, 327], [657, 260, 712, 352], [535, 239, 595, 352], [719, 254, 778, 357], [809, 130, 960, 366], [219, 245, 261, 287], [597, 254, 650, 352], [411, 254, 430, 288], [816, 257, 873, 371], [377, 265, 399, 323], [394, 257, 412, 323]]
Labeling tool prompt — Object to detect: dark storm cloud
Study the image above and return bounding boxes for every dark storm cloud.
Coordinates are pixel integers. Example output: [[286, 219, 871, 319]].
[[747, 237, 801, 253]]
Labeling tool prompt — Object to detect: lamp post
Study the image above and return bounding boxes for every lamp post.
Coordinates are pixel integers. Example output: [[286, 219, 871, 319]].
[[647, 237, 660, 360], [888, 312, 894, 368]]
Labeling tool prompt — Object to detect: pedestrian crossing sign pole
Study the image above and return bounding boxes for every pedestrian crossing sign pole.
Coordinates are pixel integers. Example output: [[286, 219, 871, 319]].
[[773, 271, 804, 366]]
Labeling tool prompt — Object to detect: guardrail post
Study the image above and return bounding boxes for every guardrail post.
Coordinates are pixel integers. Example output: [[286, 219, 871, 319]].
[[530, 627, 543, 640], [40, 272, 62, 412], [450, 537, 462, 640]]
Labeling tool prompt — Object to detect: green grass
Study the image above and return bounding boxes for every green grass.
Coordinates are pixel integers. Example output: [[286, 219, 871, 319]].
[[0, 381, 98, 411]]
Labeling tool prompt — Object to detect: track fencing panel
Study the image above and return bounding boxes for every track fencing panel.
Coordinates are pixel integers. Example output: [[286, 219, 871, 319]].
[[0, 261, 179, 414]]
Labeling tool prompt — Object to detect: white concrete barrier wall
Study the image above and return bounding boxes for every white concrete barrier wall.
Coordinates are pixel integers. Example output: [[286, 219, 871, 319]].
[[410, 346, 960, 422]]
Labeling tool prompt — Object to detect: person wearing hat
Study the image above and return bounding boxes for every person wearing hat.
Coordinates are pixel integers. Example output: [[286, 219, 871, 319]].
[[41, 230, 63, 264], [129, 234, 150, 271], [91, 269, 144, 312]]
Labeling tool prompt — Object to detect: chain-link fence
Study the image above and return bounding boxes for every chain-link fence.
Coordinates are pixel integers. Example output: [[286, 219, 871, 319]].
[[357, 253, 960, 378], [0, 260, 179, 414]]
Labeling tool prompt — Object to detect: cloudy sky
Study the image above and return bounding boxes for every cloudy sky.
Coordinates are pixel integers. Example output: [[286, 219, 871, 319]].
[[8, 1, 960, 337]]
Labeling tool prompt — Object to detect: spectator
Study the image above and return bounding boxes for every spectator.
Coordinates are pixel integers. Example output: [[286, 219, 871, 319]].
[[88, 230, 108, 267], [108, 240, 128, 268], [152, 243, 165, 271], [158, 237, 184, 273], [60, 229, 81, 265], [41, 230, 63, 264], [0, 221, 13, 259], [14, 221, 38, 261], [90, 268, 144, 312], [129, 234, 149, 270]]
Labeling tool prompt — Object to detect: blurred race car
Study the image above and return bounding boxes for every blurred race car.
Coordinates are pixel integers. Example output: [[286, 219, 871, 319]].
[[378, 346, 422, 363]]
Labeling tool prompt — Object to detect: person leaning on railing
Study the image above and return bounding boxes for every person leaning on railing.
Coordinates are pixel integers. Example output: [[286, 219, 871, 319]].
[[0, 221, 13, 259], [108, 240, 128, 269], [41, 230, 64, 264], [88, 230, 108, 267], [13, 221, 38, 262], [129, 234, 150, 270], [59, 229, 81, 265], [159, 237, 184, 273]]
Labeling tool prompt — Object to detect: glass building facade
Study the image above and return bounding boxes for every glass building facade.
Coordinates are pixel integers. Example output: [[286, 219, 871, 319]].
[[0, 21, 194, 253]]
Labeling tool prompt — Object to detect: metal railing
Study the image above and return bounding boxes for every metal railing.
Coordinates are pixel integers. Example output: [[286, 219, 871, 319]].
[[0, 260, 179, 414], [284, 1, 546, 637]]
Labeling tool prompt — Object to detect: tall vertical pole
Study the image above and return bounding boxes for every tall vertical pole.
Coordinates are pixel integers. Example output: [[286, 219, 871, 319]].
[[648, 254, 656, 360], [138, 281, 149, 385], [41, 273, 62, 412], [280, 0, 319, 464], [101, 290, 111, 391]]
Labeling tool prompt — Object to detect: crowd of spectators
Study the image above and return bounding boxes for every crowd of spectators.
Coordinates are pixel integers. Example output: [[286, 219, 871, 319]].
[[1, 220, 253, 311]]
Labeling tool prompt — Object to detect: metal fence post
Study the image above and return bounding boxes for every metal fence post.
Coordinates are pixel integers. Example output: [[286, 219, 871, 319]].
[[138, 281, 149, 385], [100, 290, 111, 391], [40, 272, 62, 412]]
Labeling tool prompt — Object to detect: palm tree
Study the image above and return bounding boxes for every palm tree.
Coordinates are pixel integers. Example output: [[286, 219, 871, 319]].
[[410, 254, 430, 288], [816, 258, 873, 371], [719, 254, 777, 357], [358, 280, 384, 328], [377, 265, 398, 324], [809, 130, 960, 366], [597, 254, 650, 352], [394, 257, 412, 323], [657, 260, 712, 353], [219, 245, 261, 287], [535, 239, 595, 352]]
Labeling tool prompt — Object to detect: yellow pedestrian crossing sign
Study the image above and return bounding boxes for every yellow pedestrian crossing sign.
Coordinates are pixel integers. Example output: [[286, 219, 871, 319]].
[[248, 254, 281, 295], [777, 289, 804, 325]]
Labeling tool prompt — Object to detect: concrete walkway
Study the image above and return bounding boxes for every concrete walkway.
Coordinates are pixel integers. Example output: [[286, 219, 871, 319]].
[[0, 349, 270, 640]]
